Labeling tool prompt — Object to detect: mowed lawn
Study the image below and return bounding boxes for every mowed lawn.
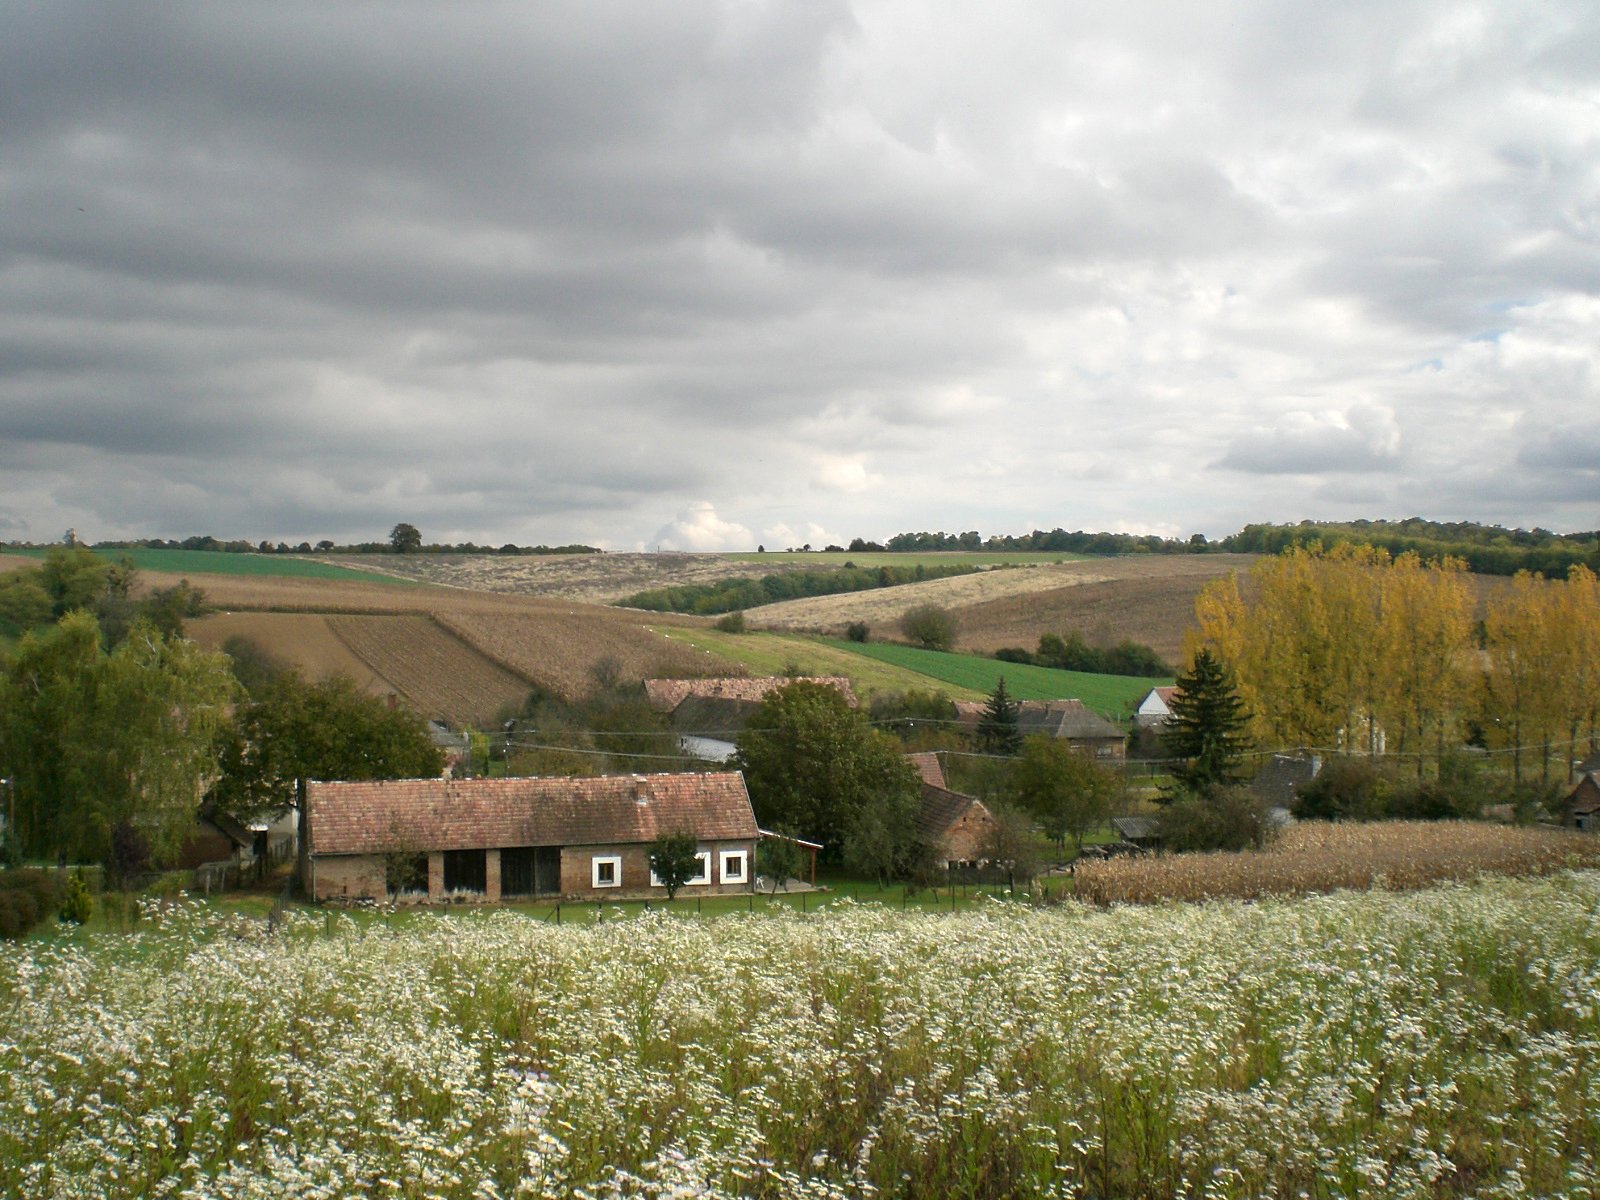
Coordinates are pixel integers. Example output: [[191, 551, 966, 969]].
[[6, 546, 408, 583], [721, 550, 1088, 568], [652, 627, 989, 700], [826, 639, 1167, 718]]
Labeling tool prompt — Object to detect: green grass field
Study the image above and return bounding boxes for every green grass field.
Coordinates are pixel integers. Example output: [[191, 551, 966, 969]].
[[653, 627, 990, 700], [825, 639, 1167, 718], [722, 550, 1087, 568], [4, 546, 408, 583]]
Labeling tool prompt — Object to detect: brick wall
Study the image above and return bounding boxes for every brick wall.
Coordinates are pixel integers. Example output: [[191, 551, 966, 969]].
[[939, 804, 998, 866], [309, 839, 757, 904]]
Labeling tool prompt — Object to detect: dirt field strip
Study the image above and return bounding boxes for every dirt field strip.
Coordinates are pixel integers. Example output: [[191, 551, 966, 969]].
[[326, 615, 534, 727], [435, 610, 743, 701], [185, 612, 399, 696]]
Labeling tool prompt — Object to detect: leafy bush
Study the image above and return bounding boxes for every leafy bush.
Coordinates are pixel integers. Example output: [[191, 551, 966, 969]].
[[0, 890, 41, 939], [1035, 631, 1170, 677], [713, 610, 746, 633], [845, 621, 869, 643], [0, 868, 60, 939], [1294, 758, 1388, 821], [899, 603, 958, 651], [1159, 787, 1274, 853], [995, 646, 1034, 664], [59, 870, 93, 925]]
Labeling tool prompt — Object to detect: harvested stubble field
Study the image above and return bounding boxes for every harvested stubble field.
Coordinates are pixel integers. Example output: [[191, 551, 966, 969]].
[[1075, 820, 1600, 906], [9, 874, 1600, 1197], [334, 551, 847, 603], [743, 554, 1261, 660]]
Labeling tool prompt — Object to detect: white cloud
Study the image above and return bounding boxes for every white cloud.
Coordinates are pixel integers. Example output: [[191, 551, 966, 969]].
[[760, 521, 843, 551], [811, 454, 878, 493], [1216, 403, 1404, 476], [651, 502, 753, 552]]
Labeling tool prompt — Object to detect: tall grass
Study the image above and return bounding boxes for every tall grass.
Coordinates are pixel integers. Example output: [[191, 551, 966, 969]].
[[5, 875, 1600, 1197]]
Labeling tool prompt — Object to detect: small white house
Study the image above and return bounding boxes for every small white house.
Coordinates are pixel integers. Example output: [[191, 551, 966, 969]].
[[1133, 686, 1177, 729]]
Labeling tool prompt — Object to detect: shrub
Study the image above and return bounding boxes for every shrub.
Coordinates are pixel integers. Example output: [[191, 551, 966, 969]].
[[713, 610, 746, 633], [1294, 757, 1388, 821], [0, 890, 41, 939], [59, 870, 93, 925], [845, 621, 869, 643], [899, 603, 957, 651], [1159, 787, 1273, 853], [995, 646, 1034, 665]]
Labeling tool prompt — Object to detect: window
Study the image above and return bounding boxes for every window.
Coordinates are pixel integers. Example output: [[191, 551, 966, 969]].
[[719, 850, 747, 884], [650, 850, 712, 888], [592, 855, 621, 889]]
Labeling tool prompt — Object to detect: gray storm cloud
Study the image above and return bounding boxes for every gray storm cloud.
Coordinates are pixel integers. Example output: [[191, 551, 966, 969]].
[[1, 0, 1596, 546]]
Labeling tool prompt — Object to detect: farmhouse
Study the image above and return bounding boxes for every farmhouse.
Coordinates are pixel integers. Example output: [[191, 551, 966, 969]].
[[953, 699, 1127, 759], [1566, 772, 1600, 832], [301, 772, 759, 903], [645, 675, 859, 761], [1132, 686, 1177, 729], [906, 751, 1000, 868]]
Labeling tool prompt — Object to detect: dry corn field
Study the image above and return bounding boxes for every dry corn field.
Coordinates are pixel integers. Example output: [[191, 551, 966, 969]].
[[1075, 821, 1600, 906]]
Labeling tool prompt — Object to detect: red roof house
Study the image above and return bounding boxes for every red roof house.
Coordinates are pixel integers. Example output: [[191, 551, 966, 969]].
[[302, 772, 759, 903]]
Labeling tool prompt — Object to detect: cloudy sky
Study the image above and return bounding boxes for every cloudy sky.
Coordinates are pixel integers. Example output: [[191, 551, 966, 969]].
[[3, 1, 1596, 551]]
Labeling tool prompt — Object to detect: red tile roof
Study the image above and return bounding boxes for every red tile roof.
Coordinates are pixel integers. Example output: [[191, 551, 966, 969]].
[[644, 675, 857, 712], [307, 772, 758, 856], [916, 784, 987, 842], [907, 752, 947, 789]]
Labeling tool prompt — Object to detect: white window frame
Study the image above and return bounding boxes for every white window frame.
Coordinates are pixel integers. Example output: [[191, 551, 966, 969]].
[[650, 850, 712, 888], [591, 855, 622, 889], [719, 849, 748, 884]]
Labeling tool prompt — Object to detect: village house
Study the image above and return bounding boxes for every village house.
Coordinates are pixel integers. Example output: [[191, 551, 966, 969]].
[[1565, 771, 1600, 832], [300, 771, 759, 903], [952, 698, 1127, 759], [644, 675, 859, 761], [1132, 685, 1177, 729], [907, 752, 999, 868]]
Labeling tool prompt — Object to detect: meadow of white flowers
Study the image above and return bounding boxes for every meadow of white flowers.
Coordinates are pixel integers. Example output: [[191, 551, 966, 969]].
[[4, 873, 1599, 1199]]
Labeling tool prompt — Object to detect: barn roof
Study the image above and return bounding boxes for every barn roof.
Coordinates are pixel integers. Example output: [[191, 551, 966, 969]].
[[307, 772, 758, 855], [916, 784, 986, 843], [953, 698, 1123, 740], [907, 751, 947, 789], [644, 675, 857, 713]]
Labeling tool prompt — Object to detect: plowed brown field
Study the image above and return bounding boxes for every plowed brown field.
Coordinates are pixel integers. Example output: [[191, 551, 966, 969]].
[[150, 565, 731, 713], [435, 611, 738, 701], [186, 612, 397, 695], [325, 616, 534, 727]]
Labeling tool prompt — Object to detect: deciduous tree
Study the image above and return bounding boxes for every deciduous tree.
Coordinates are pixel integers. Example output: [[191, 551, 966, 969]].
[[648, 829, 702, 900], [1006, 735, 1121, 850]]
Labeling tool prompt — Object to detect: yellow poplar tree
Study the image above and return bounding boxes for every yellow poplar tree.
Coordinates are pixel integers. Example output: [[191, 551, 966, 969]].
[[1374, 553, 1473, 770], [1481, 572, 1563, 782]]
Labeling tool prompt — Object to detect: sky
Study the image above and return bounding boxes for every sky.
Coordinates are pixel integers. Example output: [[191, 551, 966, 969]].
[[2, 1, 1597, 552]]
